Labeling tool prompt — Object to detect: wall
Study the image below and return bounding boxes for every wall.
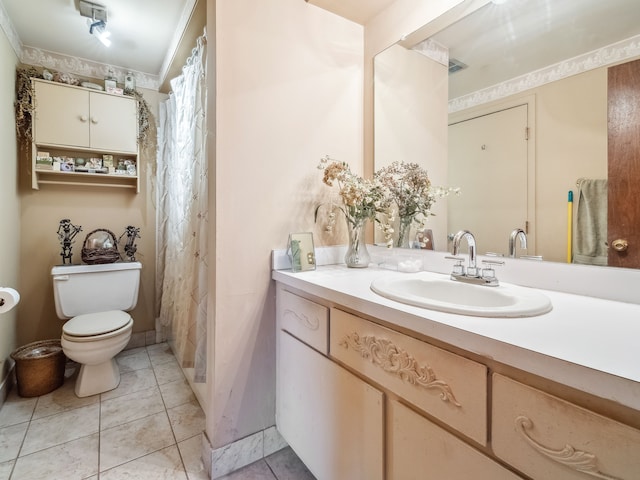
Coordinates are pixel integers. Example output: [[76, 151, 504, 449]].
[[0, 24, 19, 389], [17, 87, 160, 345], [208, 0, 364, 448]]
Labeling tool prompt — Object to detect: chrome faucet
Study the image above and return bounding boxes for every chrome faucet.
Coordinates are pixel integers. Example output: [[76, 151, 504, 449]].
[[452, 230, 478, 276], [509, 228, 527, 258], [447, 229, 502, 286]]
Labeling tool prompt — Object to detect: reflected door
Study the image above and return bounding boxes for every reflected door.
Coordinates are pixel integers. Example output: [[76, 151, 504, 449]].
[[608, 58, 640, 268], [448, 105, 529, 256]]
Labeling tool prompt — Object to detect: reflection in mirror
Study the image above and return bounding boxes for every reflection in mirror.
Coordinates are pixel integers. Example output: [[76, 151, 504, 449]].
[[288, 233, 316, 272], [374, 0, 640, 268]]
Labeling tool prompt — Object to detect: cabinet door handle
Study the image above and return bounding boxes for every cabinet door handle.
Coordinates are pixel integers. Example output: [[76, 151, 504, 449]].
[[80, 115, 88, 122], [91, 116, 99, 124]]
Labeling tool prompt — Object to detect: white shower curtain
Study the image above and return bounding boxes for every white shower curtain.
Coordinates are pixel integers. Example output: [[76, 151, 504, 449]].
[[156, 35, 207, 382]]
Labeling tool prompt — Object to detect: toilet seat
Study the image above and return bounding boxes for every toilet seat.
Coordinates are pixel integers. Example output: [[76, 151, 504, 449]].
[[63, 310, 133, 342]]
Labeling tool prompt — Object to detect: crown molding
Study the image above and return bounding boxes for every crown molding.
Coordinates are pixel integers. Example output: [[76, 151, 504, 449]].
[[0, 0, 23, 58], [20, 46, 160, 90], [449, 34, 640, 113], [158, 0, 199, 87]]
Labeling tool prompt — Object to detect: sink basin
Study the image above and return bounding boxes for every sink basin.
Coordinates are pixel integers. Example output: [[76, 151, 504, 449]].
[[370, 272, 552, 317]]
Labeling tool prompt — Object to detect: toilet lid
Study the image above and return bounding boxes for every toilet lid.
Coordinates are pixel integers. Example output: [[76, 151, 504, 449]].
[[63, 310, 132, 337]]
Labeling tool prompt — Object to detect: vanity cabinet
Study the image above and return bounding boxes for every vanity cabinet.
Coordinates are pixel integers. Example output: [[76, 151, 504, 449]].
[[275, 278, 640, 480], [492, 374, 640, 479], [31, 79, 139, 191], [276, 289, 384, 480]]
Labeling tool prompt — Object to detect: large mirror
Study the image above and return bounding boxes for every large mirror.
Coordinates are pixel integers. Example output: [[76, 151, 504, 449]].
[[374, 0, 640, 268]]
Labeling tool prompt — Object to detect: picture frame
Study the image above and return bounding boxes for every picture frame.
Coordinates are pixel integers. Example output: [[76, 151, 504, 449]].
[[287, 232, 316, 272]]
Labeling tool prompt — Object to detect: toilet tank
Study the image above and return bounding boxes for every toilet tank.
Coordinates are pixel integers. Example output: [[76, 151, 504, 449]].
[[51, 262, 142, 319]]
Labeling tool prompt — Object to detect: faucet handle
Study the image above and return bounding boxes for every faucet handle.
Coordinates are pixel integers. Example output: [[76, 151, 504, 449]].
[[445, 255, 465, 275], [481, 259, 504, 281]]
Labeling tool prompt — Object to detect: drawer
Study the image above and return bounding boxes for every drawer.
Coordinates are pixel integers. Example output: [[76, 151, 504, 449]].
[[330, 308, 487, 445], [277, 289, 328, 354], [492, 374, 640, 480], [388, 399, 523, 480]]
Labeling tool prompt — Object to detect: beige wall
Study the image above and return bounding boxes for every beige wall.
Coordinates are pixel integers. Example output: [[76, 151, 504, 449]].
[[0, 27, 19, 386], [208, 0, 364, 447], [16, 88, 160, 346]]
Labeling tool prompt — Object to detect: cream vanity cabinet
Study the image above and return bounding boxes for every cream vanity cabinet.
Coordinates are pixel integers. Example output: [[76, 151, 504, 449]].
[[276, 289, 384, 480], [276, 287, 519, 480], [31, 79, 139, 191]]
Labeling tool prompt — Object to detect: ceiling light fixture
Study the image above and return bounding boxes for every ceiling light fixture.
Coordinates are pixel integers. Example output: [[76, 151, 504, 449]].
[[89, 19, 111, 47], [79, 0, 111, 47]]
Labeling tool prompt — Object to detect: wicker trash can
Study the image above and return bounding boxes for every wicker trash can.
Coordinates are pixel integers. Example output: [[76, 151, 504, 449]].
[[10, 340, 66, 397]]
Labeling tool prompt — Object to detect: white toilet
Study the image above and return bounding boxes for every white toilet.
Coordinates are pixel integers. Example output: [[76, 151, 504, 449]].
[[51, 261, 142, 397]]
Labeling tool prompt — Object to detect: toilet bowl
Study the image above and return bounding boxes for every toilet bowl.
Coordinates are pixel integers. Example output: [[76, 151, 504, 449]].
[[61, 310, 133, 397], [51, 262, 141, 398]]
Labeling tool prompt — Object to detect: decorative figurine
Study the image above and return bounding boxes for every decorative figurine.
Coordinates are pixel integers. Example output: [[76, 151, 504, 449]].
[[119, 226, 141, 261], [57, 219, 82, 264]]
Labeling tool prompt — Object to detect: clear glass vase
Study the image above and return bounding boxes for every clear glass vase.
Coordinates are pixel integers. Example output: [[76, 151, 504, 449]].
[[344, 218, 370, 268], [396, 216, 414, 248]]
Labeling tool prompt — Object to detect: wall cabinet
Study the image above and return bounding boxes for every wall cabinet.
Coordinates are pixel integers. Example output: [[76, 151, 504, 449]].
[[275, 283, 640, 480], [31, 79, 139, 192]]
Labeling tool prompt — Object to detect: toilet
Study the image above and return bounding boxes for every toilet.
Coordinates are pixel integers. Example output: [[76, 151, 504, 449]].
[[51, 261, 142, 397]]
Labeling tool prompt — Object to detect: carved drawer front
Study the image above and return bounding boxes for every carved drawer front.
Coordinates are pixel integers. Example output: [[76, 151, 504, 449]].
[[492, 374, 640, 480], [277, 289, 328, 354], [388, 399, 523, 480], [330, 308, 487, 445]]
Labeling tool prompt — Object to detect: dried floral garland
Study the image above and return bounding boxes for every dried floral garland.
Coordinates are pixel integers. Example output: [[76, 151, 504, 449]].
[[14, 67, 154, 150], [14, 67, 42, 142]]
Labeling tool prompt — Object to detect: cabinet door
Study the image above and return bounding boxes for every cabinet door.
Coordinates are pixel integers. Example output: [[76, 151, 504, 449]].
[[89, 92, 138, 153], [34, 81, 90, 147], [388, 399, 523, 480], [277, 331, 384, 480]]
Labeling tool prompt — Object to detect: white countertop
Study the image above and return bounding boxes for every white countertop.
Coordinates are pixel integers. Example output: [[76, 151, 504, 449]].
[[273, 264, 640, 411]]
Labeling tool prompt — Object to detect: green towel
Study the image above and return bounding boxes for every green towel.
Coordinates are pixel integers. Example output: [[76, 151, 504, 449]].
[[573, 179, 607, 265]]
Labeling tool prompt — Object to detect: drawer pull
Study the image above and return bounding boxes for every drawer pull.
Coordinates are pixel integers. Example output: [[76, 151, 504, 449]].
[[283, 309, 319, 331], [515, 416, 621, 480], [339, 332, 461, 407]]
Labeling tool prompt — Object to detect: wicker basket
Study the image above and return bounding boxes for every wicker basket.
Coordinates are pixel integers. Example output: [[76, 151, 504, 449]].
[[81, 228, 120, 264], [11, 340, 66, 397]]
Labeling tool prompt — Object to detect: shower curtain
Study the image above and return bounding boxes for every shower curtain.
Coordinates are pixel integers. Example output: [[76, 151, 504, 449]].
[[156, 35, 207, 382]]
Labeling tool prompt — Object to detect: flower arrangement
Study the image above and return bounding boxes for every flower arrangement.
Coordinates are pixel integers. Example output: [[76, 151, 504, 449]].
[[316, 156, 393, 266], [316, 156, 457, 265], [375, 161, 458, 248], [316, 155, 393, 237]]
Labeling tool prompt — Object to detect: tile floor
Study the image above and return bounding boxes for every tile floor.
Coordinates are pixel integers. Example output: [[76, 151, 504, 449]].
[[0, 342, 314, 480], [218, 447, 315, 480], [0, 342, 208, 480]]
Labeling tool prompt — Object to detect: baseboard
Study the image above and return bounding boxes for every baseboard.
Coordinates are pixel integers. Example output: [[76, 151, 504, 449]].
[[0, 362, 15, 410], [124, 329, 159, 350], [202, 426, 289, 479]]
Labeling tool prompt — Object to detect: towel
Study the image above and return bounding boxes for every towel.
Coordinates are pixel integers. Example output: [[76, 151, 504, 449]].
[[573, 179, 608, 265]]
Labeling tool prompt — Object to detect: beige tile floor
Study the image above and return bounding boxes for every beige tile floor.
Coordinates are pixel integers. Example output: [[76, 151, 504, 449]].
[[0, 342, 208, 480]]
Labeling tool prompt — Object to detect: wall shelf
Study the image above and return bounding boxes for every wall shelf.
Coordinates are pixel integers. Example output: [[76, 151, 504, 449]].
[[31, 79, 140, 193]]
